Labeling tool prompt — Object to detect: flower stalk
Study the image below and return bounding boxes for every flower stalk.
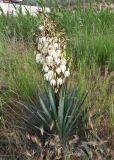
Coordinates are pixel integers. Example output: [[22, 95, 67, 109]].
[[34, 14, 70, 94]]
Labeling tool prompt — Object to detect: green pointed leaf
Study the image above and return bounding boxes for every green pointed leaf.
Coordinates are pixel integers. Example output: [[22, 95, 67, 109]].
[[39, 97, 52, 121], [64, 88, 77, 126], [36, 111, 51, 128], [48, 85, 57, 119], [58, 94, 65, 130]]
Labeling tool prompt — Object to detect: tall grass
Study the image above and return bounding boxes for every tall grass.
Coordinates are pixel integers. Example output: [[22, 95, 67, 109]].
[[0, 8, 41, 41], [51, 6, 114, 69], [0, 4, 114, 68], [0, 36, 44, 101]]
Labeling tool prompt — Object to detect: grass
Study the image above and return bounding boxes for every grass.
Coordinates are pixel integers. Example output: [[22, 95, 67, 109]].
[[0, 2, 114, 159], [51, 7, 114, 69], [0, 8, 42, 41], [0, 4, 114, 68], [0, 36, 45, 100]]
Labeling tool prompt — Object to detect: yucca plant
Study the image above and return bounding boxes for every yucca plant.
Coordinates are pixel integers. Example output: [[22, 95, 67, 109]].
[[10, 14, 90, 159], [22, 83, 88, 141], [13, 82, 110, 160], [14, 83, 88, 158]]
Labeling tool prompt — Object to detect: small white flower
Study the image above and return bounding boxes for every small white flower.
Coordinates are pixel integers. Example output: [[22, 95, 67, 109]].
[[46, 56, 53, 64], [57, 78, 63, 86], [64, 70, 70, 77], [39, 25, 44, 31], [39, 37, 46, 44], [54, 37, 58, 43], [57, 49, 62, 56], [42, 47, 48, 55], [37, 43, 43, 50], [41, 58, 44, 63], [61, 59, 67, 65], [56, 67, 61, 74], [48, 38, 53, 43], [44, 42, 49, 48], [60, 64, 66, 73], [53, 43, 59, 49], [44, 73, 49, 81], [48, 70, 54, 80], [36, 53, 43, 63], [43, 65, 49, 72], [52, 51, 57, 58], [50, 79, 56, 86], [48, 50, 52, 56], [48, 45, 53, 50], [55, 58, 61, 65], [49, 50, 57, 58]]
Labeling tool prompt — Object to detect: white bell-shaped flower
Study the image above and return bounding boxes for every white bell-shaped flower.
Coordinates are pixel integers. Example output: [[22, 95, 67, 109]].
[[48, 37, 53, 43], [57, 49, 62, 57], [48, 50, 53, 57], [61, 58, 67, 65], [39, 37, 46, 44], [44, 73, 49, 81], [48, 70, 54, 80], [52, 50, 57, 58], [43, 65, 49, 72], [55, 58, 61, 65], [56, 67, 61, 75], [48, 50, 56, 58], [37, 43, 42, 50], [36, 53, 43, 63], [50, 79, 56, 86], [64, 70, 70, 77], [60, 64, 66, 73], [57, 78, 63, 86], [53, 43, 59, 49], [39, 25, 44, 31], [48, 45, 53, 51], [44, 42, 49, 49], [46, 56, 53, 64]]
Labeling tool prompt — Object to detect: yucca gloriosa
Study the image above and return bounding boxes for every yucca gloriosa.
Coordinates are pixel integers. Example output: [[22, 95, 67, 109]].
[[14, 82, 92, 158], [6, 81, 111, 159], [23, 83, 88, 142]]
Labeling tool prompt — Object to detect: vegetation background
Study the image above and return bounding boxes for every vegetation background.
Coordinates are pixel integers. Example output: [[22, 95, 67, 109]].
[[0, 0, 114, 159]]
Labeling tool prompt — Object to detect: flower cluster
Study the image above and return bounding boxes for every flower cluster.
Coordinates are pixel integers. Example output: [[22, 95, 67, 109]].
[[34, 15, 70, 92]]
